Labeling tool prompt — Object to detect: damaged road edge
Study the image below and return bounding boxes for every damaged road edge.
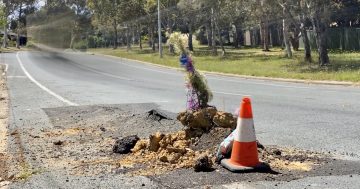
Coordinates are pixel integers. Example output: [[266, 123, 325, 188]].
[[0, 64, 11, 188]]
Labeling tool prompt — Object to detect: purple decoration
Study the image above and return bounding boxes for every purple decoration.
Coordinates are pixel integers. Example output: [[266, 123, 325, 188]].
[[186, 57, 195, 73], [180, 54, 200, 111], [187, 88, 199, 110]]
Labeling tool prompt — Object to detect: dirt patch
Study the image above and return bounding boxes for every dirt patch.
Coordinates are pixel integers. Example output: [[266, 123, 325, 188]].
[[0, 64, 11, 187], [17, 104, 360, 188], [18, 104, 182, 176]]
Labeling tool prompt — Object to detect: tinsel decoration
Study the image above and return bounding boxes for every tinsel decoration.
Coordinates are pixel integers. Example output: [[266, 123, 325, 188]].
[[168, 32, 213, 110]]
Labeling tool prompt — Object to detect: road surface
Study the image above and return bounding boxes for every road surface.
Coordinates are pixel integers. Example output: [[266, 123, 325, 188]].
[[2, 50, 360, 188]]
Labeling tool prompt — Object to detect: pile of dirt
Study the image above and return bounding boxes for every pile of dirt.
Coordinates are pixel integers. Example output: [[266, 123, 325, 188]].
[[118, 130, 214, 176], [119, 125, 327, 176], [177, 107, 236, 131]]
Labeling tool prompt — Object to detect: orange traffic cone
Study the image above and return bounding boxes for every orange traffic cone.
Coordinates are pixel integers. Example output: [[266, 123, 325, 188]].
[[221, 97, 269, 172]]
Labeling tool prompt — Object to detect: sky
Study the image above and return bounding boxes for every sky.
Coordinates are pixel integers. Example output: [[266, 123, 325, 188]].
[[37, 0, 45, 7]]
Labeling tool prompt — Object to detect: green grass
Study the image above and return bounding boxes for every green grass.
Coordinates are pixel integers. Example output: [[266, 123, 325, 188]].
[[0, 47, 25, 53], [89, 46, 360, 82]]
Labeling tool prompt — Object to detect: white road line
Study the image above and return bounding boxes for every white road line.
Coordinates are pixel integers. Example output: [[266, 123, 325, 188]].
[[214, 91, 249, 96], [2, 64, 8, 76], [16, 52, 78, 106], [71, 62, 133, 81], [111, 57, 181, 76], [7, 76, 27, 78], [4, 64, 8, 73]]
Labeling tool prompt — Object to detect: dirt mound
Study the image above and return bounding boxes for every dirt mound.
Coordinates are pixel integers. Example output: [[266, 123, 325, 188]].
[[177, 108, 236, 131], [119, 125, 328, 176]]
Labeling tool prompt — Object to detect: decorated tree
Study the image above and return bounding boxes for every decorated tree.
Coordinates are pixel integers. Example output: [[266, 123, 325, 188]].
[[168, 32, 213, 110]]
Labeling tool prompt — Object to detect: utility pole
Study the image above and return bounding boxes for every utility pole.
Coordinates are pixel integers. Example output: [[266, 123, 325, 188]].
[[158, 0, 163, 58]]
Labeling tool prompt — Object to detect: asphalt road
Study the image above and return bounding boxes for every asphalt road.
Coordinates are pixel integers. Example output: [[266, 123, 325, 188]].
[[2, 50, 360, 188]]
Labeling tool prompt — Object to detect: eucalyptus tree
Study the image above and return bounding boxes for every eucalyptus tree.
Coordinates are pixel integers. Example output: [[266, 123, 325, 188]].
[[66, 0, 92, 49], [279, 0, 312, 62], [177, 0, 202, 52], [2, 0, 16, 48], [88, 0, 123, 49], [307, 0, 332, 66], [8, 0, 36, 48]]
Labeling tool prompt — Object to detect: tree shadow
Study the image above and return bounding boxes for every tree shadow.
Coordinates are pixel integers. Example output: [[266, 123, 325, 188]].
[[284, 59, 360, 73]]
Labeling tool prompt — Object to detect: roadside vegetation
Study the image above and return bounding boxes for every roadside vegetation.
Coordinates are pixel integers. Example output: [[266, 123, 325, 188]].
[[90, 46, 360, 82]]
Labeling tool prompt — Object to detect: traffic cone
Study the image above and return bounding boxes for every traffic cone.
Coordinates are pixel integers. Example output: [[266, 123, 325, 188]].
[[221, 97, 269, 172]]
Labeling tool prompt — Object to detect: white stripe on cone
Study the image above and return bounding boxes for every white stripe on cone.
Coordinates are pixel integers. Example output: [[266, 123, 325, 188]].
[[234, 117, 257, 143]]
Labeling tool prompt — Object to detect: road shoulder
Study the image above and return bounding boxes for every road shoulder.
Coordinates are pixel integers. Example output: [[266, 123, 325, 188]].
[[0, 64, 11, 188]]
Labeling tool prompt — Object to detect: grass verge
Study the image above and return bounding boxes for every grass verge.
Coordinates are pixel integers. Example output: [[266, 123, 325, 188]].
[[89, 46, 360, 82]]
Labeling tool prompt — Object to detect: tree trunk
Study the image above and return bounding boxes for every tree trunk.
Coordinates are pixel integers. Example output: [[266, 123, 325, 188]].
[[152, 26, 156, 51], [211, 8, 217, 56], [262, 18, 270, 51], [217, 30, 225, 57], [233, 25, 239, 48], [283, 18, 292, 58], [205, 22, 212, 48], [138, 25, 142, 50], [300, 24, 312, 62], [289, 28, 300, 51], [283, 4, 312, 62], [312, 15, 329, 66], [167, 28, 175, 54], [113, 20, 118, 49], [215, 20, 225, 56], [70, 32, 75, 49], [188, 24, 194, 52], [2, 24, 8, 48], [126, 25, 131, 51], [149, 26, 153, 48], [277, 25, 284, 49], [16, 4, 23, 49]]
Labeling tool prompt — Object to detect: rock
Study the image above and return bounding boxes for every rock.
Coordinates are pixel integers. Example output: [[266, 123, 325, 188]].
[[132, 140, 149, 153], [177, 107, 217, 131], [273, 149, 282, 156], [168, 153, 181, 164], [53, 140, 64, 146], [149, 132, 165, 152], [7, 174, 14, 180], [159, 155, 168, 162], [173, 140, 190, 149], [147, 109, 172, 121], [0, 181, 11, 187], [113, 135, 140, 154], [173, 131, 187, 140], [213, 111, 237, 129], [184, 128, 204, 138], [257, 141, 265, 149], [159, 134, 173, 149], [100, 127, 106, 132], [194, 154, 213, 172], [166, 147, 186, 154]]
